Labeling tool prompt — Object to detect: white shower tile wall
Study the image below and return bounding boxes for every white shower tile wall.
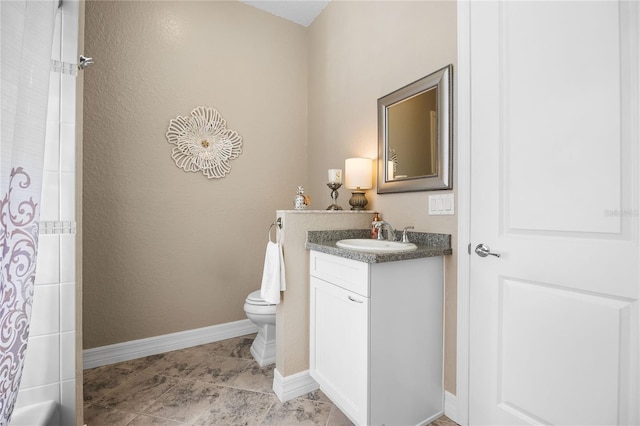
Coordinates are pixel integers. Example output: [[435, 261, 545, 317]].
[[15, 2, 79, 425]]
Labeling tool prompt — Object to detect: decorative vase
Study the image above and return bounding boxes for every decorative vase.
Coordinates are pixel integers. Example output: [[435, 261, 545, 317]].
[[294, 186, 310, 210]]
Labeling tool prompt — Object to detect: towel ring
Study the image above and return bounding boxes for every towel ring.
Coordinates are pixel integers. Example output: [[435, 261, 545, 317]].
[[268, 217, 282, 243]]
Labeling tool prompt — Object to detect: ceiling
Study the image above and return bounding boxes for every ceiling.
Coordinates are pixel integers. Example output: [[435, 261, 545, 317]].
[[239, 0, 330, 27]]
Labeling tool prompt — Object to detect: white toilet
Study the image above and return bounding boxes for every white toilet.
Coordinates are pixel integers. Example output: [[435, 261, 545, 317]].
[[243, 290, 276, 367]]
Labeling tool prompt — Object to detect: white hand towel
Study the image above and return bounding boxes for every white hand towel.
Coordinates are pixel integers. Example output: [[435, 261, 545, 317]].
[[260, 241, 286, 304]]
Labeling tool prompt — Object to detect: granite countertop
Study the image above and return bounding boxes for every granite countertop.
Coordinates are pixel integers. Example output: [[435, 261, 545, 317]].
[[305, 229, 452, 264]]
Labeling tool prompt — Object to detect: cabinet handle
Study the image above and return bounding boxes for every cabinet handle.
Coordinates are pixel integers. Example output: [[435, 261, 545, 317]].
[[348, 296, 364, 303]]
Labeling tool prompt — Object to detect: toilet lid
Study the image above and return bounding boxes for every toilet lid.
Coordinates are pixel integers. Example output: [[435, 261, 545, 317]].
[[246, 290, 272, 306]]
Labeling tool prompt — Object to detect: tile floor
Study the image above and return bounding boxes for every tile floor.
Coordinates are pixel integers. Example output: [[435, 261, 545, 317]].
[[83, 334, 458, 426]]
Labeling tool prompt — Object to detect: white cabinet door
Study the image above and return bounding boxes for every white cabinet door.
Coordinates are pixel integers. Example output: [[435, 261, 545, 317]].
[[310, 276, 369, 425]]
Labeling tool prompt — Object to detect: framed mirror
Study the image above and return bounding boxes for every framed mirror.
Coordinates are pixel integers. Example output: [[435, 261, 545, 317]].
[[377, 64, 453, 193]]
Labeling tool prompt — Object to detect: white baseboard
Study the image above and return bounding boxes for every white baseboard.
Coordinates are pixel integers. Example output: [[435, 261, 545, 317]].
[[83, 319, 258, 370], [444, 391, 458, 423], [272, 368, 319, 402]]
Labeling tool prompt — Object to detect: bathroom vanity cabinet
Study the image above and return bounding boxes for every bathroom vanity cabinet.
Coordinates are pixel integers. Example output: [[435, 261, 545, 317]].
[[309, 250, 444, 426]]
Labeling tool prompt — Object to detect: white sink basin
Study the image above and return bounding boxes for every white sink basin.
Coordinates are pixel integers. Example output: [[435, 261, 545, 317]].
[[336, 239, 418, 253]]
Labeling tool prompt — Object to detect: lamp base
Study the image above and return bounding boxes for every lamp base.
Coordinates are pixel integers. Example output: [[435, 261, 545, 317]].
[[348, 191, 368, 211]]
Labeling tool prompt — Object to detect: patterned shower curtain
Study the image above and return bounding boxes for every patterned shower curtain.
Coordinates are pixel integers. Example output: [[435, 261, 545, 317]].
[[0, 1, 56, 423]]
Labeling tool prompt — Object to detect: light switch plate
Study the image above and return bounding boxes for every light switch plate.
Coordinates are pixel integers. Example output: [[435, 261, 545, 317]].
[[428, 194, 454, 215]]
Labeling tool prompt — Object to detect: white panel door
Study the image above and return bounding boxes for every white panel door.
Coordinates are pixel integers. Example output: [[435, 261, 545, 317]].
[[469, 1, 639, 425]]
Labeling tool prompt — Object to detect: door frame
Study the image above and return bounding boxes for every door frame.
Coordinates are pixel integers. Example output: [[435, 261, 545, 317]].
[[455, 1, 471, 425]]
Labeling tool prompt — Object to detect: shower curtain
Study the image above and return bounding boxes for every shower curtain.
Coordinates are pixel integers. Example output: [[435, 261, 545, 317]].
[[0, 1, 56, 423]]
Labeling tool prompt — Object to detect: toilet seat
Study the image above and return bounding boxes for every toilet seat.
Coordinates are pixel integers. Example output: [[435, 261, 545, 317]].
[[246, 290, 274, 306]]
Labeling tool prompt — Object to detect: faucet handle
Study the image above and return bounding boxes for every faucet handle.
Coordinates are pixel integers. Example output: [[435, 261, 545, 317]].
[[402, 226, 415, 242], [373, 221, 385, 240]]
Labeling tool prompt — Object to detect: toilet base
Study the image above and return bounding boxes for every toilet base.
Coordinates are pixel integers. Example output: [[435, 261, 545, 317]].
[[250, 323, 276, 367]]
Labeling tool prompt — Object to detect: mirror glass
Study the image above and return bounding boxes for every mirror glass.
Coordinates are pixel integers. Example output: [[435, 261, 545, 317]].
[[377, 64, 453, 193]]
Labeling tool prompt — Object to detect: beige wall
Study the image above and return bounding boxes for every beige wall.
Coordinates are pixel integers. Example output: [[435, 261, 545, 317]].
[[83, 0, 458, 395], [83, 1, 308, 348], [307, 0, 458, 393], [275, 211, 374, 377]]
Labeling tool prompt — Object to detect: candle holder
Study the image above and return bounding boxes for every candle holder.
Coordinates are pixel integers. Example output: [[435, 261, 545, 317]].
[[326, 183, 343, 210]]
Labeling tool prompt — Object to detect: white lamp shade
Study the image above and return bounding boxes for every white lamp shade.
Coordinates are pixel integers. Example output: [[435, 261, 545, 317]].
[[345, 158, 372, 189]]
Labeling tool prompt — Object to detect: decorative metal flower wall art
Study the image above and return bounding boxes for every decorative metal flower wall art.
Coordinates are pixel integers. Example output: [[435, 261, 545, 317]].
[[166, 106, 243, 179]]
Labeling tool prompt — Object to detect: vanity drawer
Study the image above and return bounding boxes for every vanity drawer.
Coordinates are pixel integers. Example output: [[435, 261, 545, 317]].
[[309, 250, 369, 297]]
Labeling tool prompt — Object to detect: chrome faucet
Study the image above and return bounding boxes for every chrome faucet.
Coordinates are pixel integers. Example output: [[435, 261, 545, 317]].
[[373, 221, 396, 241], [402, 226, 415, 242]]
